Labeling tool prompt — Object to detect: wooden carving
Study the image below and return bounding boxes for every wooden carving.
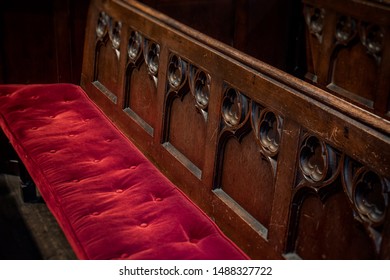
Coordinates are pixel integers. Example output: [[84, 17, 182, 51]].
[[303, 0, 389, 116], [359, 23, 385, 65], [144, 39, 160, 86], [214, 85, 283, 237], [343, 157, 389, 254], [93, 11, 122, 103], [123, 30, 159, 136], [162, 53, 210, 178], [287, 133, 389, 259], [253, 107, 283, 175], [304, 6, 325, 43]]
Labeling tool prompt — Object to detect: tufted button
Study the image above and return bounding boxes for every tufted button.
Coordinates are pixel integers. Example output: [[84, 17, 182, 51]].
[[115, 189, 123, 193], [49, 115, 55, 119], [120, 253, 129, 258], [69, 134, 75, 137], [92, 212, 100, 216], [72, 179, 80, 183], [189, 238, 199, 244], [139, 223, 148, 228], [93, 159, 100, 163], [49, 149, 56, 153], [31, 127, 38, 130], [155, 197, 162, 202], [129, 166, 137, 170], [106, 139, 113, 142]]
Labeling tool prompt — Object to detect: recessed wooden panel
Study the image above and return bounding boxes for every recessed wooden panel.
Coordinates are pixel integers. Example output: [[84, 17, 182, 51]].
[[94, 37, 120, 102], [220, 132, 274, 229], [163, 54, 210, 178], [329, 43, 377, 107], [125, 62, 157, 135], [287, 133, 389, 259], [168, 91, 207, 172], [93, 12, 122, 103], [124, 32, 160, 135], [214, 87, 282, 237], [292, 188, 376, 259], [303, 0, 390, 116]]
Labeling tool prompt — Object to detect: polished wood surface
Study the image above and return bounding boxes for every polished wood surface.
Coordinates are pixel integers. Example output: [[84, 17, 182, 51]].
[[80, 0, 390, 259]]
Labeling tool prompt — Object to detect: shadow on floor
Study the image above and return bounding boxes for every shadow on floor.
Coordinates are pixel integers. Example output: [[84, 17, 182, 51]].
[[0, 174, 76, 260], [0, 174, 43, 259]]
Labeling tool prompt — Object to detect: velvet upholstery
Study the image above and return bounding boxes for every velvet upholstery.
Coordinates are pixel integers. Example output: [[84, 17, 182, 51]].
[[0, 84, 249, 260]]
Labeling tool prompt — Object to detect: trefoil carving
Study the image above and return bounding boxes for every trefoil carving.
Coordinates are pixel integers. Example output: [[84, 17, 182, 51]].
[[166, 53, 210, 121], [144, 39, 160, 86], [359, 23, 384, 65], [96, 12, 121, 59], [304, 6, 326, 43]]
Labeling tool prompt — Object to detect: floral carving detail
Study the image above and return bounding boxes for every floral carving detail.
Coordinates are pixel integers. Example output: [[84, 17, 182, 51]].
[[342, 157, 389, 253], [168, 54, 187, 90], [145, 41, 160, 76], [110, 21, 121, 50], [304, 7, 326, 43], [127, 31, 142, 62], [359, 24, 384, 64], [96, 12, 121, 59], [144, 40, 160, 85], [335, 16, 357, 45], [299, 136, 333, 183], [221, 88, 248, 127], [193, 70, 210, 111], [259, 111, 282, 156], [165, 54, 211, 121], [96, 12, 109, 39], [353, 169, 388, 226]]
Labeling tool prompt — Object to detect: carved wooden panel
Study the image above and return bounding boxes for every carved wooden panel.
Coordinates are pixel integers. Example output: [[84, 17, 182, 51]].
[[162, 54, 210, 178], [93, 12, 122, 104], [123, 30, 159, 136], [303, 0, 390, 117], [214, 85, 283, 237], [287, 133, 389, 259]]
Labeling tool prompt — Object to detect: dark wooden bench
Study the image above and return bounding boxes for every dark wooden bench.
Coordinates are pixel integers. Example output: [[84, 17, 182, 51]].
[[1, 0, 389, 259]]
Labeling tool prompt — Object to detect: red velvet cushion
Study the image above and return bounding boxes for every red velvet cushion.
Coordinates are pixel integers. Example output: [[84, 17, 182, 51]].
[[0, 84, 249, 260]]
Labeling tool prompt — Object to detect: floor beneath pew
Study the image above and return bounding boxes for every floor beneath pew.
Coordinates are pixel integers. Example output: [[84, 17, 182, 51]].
[[0, 174, 76, 260]]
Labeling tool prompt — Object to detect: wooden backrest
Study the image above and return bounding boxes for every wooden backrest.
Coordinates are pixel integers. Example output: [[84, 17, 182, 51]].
[[80, 0, 390, 259]]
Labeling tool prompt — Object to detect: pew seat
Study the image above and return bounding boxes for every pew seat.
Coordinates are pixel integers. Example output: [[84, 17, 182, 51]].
[[0, 83, 249, 260]]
